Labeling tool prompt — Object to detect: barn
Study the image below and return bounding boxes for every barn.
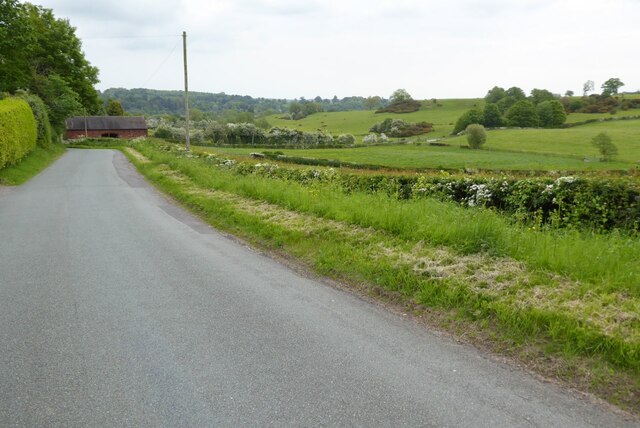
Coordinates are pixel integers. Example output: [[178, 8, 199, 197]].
[[65, 116, 148, 139]]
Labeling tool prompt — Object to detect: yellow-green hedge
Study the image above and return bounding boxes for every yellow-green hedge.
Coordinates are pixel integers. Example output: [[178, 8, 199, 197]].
[[0, 98, 37, 169]]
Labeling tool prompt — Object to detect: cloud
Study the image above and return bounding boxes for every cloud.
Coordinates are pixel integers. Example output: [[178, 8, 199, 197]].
[[36, 0, 640, 98]]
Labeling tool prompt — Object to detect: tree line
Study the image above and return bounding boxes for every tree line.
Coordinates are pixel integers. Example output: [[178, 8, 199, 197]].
[[453, 79, 636, 134], [0, 0, 102, 140]]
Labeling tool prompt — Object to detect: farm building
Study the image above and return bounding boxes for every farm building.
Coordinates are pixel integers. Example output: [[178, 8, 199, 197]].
[[65, 116, 147, 139]]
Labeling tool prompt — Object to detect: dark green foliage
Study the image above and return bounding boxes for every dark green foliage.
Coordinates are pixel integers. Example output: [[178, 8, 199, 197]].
[[16, 91, 52, 147], [529, 88, 556, 105], [369, 118, 433, 137], [106, 99, 125, 116], [452, 108, 483, 134], [536, 100, 566, 128], [0, 98, 37, 169], [484, 86, 506, 104], [0, 1, 100, 131], [482, 103, 503, 127], [32, 73, 82, 136], [505, 100, 538, 127], [591, 133, 618, 162], [465, 124, 486, 149]]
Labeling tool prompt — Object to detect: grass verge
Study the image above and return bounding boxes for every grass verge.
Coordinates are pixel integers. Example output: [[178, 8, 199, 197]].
[[0, 143, 65, 185], [117, 142, 639, 413]]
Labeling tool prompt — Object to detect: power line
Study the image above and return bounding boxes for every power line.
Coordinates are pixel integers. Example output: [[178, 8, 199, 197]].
[[140, 38, 182, 88], [82, 35, 180, 40]]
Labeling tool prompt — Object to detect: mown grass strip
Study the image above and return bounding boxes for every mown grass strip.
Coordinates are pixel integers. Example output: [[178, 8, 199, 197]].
[[121, 145, 640, 411], [0, 143, 65, 185]]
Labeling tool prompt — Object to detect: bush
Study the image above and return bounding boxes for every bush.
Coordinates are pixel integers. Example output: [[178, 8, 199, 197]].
[[591, 133, 618, 161], [16, 91, 52, 147], [465, 124, 486, 149], [453, 108, 483, 134], [370, 118, 433, 137], [336, 134, 356, 146], [0, 98, 37, 169]]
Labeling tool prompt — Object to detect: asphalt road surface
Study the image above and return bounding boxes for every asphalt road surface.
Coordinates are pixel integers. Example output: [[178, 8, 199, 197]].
[[0, 149, 636, 427]]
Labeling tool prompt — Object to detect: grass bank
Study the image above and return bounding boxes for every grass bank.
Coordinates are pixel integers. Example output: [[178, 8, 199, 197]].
[[0, 143, 65, 185], [117, 141, 639, 412]]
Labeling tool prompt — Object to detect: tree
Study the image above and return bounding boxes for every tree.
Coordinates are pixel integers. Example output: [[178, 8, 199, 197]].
[[389, 89, 413, 104], [564, 90, 574, 97], [482, 103, 503, 127], [583, 80, 594, 96], [537, 100, 566, 128], [485, 86, 506, 104], [364, 96, 382, 110], [495, 87, 525, 113], [466, 124, 486, 149], [106, 99, 125, 116], [529, 88, 555, 105], [591, 133, 618, 161], [601, 78, 624, 96], [505, 87, 526, 100], [505, 100, 538, 127], [0, 1, 101, 131], [453, 108, 483, 134]]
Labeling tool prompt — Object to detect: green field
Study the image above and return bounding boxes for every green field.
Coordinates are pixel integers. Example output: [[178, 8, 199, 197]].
[[267, 99, 640, 142], [207, 117, 640, 171], [267, 98, 483, 138]]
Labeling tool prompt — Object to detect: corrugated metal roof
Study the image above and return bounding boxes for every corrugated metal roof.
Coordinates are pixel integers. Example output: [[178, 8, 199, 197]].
[[65, 116, 147, 131]]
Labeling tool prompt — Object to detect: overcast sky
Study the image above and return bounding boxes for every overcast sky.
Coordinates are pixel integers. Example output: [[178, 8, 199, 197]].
[[38, 0, 640, 100]]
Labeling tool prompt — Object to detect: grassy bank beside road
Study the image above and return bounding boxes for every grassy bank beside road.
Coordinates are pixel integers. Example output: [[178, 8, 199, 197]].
[[114, 141, 639, 412], [0, 144, 65, 185]]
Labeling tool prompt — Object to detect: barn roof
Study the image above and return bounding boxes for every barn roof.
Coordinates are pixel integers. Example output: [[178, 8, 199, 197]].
[[65, 116, 147, 131]]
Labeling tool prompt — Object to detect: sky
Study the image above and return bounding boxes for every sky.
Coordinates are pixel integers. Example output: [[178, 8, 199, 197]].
[[38, 0, 640, 100]]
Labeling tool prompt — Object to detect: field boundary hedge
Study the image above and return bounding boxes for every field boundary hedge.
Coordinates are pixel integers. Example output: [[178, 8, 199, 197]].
[[0, 98, 37, 170], [158, 144, 640, 232]]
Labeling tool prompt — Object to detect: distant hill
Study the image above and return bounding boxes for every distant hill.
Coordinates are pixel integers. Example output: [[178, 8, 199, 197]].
[[99, 88, 385, 116]]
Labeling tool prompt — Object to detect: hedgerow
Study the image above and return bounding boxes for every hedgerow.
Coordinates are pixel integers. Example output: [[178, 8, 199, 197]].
[[155, 143, 640, 232], [16, 91, 52, 147], [0, 98, 37, 169]]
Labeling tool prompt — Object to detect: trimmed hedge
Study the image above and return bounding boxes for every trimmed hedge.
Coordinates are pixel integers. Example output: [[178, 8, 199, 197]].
[[154, 142, 640, 232], [0, 98, 37, 169], [16, 92, 52, 147]]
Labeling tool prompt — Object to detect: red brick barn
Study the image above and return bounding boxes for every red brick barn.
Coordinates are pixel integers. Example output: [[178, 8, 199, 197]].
[[65, 116, 148, 139]]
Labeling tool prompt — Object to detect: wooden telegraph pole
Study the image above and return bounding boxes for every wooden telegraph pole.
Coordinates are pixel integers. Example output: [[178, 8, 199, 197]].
[[183, 31, 190, 152]]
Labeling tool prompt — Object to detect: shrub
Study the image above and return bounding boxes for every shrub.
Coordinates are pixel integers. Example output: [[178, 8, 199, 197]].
[[591, 133, 618, 161], [370, 118, 433, 137], [465, 124, 486, 149], [453, 108, 483, 134], [0, 98, 37, 169], [16, 91, 52, 147], [336, 134, 356, 146]]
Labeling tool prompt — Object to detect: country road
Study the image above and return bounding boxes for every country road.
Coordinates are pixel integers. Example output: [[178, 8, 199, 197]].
[[0, 149, 636, 427]]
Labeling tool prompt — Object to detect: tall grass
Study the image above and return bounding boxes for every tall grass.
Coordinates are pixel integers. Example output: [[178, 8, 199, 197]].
[[137, 143, 640, 297]]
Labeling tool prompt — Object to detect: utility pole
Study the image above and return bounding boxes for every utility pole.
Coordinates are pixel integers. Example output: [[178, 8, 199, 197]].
[[183, 31, 190, 152], [83, 108, 88, 138]]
